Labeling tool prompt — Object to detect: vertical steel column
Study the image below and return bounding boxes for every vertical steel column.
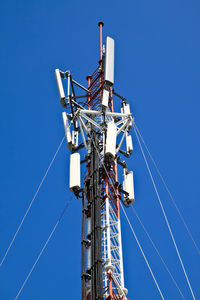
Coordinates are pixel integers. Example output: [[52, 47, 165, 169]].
[[98, 21, 104, 62], [90, 132, 103, 300], [81, 183, 87, 300]]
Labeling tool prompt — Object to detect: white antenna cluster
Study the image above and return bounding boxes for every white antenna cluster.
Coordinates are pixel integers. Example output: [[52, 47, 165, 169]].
[[56, 69, 135, 202]]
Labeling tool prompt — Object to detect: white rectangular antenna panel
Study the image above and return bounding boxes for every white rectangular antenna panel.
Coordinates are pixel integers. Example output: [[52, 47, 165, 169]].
[[121, 104, 130, 116], [105, 122, 117, 159], [105, 37, 115, 86], [126, 133, 133, 153], [67, 73, 70, 104], [102, 89, 109, 107], [55, 69, 66, 105], [123, 171, 135, 205], [124, 104, 130, 114], [122, 103, 132, 129], [62, 112, 72, 150], [70, 153, 80, 191], [72, 130, 79, 148]]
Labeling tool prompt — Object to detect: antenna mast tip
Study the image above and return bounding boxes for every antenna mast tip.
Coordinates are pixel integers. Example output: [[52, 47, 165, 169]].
[[86, 75, 92, 81], [98, 21, 104, 27]]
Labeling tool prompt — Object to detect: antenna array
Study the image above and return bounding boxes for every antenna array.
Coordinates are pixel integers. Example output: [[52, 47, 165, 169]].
[[55, 22, 134, 300]]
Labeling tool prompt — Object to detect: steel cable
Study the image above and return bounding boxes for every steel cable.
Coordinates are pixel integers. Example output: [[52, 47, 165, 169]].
[[131, 206, 185, 299], [0, 136, 65, 267], [120, 203, 165, 299], [134, 122, 200, 256], [14, 196, 72, 300], [133, 124, 196, 300]]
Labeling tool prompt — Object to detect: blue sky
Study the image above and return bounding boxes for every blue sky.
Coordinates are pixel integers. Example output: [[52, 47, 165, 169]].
[[0, 0, 200, 299]]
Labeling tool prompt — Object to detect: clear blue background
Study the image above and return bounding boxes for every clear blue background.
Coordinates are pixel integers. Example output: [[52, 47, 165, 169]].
[[0, 0, 199, 299]]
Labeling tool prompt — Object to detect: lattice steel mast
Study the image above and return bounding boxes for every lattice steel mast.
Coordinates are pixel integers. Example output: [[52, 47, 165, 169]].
[[55, 22, 134, 300]]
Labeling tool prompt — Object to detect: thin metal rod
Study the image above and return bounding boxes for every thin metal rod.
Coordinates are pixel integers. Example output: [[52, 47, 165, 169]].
[[98, 21, 104, 61], [72, 79, 90, 93], [112, 89, 126, 102], [71, 99, 85, 110], [72, 95, 88, 99], [79, 109, 131, 118]]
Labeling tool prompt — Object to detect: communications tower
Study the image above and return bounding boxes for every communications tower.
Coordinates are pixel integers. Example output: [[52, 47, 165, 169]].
[[55, 22, 134, 300]]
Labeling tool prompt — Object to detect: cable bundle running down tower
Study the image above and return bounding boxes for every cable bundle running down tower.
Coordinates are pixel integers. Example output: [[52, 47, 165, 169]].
[[55, 22, 134, 300]]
